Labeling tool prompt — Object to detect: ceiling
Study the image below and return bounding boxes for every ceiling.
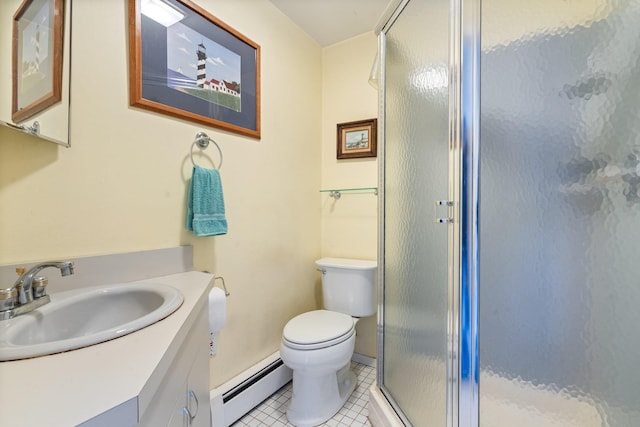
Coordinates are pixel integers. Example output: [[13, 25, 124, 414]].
[[268, 0, 392, 47]]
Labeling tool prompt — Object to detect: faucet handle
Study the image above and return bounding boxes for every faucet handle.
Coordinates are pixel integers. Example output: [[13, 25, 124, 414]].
[[0, 288, 18, 312], [32, 276, 48, 299]]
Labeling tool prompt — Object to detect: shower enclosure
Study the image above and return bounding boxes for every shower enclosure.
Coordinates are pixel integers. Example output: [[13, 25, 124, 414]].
[[376, 0, 640, 426]]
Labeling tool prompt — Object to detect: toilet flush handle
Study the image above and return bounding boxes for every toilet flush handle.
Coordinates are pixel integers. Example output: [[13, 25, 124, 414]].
[[316, 268, 326, 275]]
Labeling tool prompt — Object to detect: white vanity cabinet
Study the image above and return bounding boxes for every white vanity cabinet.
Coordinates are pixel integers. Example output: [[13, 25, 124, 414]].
[[0, 271, 214, 427], [167, 344, 210, 427], [140, 302, 211, 427]]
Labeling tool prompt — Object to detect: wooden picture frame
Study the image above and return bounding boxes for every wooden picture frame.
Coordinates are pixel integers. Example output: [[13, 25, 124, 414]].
[[337, 118, 377, 159], [128, 0, 261, 139], [12, 0, 64, 123]]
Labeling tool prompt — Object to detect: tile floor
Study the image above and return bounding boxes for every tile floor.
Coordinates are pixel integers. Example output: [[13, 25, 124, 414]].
[[232, 362, 376, 427]]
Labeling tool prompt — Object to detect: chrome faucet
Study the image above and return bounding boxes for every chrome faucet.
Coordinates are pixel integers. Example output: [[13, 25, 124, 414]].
[[0, 261, 74, 321]]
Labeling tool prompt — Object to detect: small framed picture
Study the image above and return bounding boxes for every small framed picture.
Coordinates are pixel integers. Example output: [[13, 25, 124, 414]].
[[337, 118, 377, 159], [12, 0, 65, 123], [128, 0, 261, 139]]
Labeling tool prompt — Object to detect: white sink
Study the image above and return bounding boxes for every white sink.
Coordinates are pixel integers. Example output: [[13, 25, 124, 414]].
[[0, 282, 183, 361]]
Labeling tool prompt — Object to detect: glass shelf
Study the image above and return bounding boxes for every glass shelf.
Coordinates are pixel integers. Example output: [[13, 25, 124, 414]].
[[319, 187, 378, 199]]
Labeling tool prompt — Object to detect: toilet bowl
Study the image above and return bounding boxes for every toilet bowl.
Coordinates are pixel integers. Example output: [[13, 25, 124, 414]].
[[280, 310, 358, 427], [280, 258, 376, 427]]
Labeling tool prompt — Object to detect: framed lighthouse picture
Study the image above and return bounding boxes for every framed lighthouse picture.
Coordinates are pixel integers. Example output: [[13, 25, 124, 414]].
[[12, 0, 65, 123], [128, 0, 261, 139]]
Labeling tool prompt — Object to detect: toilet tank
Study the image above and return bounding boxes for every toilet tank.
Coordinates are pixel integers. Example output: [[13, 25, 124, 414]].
[[315, 258, 377, 317]]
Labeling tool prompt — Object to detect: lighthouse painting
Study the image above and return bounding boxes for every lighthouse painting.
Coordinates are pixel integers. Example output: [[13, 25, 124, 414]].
[[166, 22, 242, 112], [130, 0, 261, 138], [18, 3, 50, 98], [12, 0, 64, 123]]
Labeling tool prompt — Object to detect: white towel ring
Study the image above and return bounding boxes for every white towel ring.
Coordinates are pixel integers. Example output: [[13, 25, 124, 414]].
[[190, 132, 223, 169]]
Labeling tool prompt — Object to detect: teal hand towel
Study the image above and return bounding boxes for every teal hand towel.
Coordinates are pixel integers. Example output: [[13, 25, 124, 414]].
[[186, 166, 228, 236]]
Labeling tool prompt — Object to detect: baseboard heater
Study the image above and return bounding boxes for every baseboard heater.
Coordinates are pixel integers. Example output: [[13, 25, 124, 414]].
[[210, 351, 292, 427]]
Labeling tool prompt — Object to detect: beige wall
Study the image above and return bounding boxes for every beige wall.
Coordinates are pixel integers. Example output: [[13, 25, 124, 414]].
[[0, 0, 322, 388], [321, 33, 379, 358], [0, 1, 379, 388]]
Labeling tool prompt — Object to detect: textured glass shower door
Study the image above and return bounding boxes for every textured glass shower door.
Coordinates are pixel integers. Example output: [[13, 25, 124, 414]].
[[380, 0, 452, 425], [480, 1, 640, 426]]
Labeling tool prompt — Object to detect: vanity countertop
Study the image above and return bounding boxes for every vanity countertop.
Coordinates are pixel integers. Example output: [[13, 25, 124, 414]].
[[0, 271, 213, 426]]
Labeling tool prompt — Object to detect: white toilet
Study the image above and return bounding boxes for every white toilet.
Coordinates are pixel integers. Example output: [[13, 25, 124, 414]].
[[280, 257, 377, 427]]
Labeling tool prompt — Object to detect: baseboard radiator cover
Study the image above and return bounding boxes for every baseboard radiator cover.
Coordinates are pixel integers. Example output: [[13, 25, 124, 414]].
[[210, 351, 292, 427]]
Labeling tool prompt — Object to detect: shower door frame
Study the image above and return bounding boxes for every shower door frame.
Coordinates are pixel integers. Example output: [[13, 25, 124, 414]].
[[375, 0, 480, 426]]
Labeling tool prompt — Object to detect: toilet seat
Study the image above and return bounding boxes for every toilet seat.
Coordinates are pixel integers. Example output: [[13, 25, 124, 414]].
[[283, 310, 355, 350]]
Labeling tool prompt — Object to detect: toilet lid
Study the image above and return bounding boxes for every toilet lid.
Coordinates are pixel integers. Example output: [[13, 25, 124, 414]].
[[283, 310, 355, 349]]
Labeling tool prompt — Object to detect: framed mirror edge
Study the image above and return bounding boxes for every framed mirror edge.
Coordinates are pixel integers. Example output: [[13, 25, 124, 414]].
[[1, 0, 72, 147]]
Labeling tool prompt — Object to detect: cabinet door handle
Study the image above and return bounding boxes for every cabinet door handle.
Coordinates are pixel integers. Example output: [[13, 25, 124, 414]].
[[182, 407, 194, 425], [188, 390, 199, 421]]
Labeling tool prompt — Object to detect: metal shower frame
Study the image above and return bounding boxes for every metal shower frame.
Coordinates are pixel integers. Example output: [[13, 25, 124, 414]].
[[375, 0, 480, 425]]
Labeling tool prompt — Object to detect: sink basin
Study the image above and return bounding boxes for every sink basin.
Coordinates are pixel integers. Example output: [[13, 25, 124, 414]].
[[0, 282, 183, 361]]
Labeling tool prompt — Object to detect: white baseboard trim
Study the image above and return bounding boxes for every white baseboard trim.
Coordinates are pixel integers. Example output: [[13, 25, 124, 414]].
[[352, 352, 376, 367]]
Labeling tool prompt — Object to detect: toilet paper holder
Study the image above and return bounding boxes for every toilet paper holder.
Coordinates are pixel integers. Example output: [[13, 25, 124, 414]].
[[202, 271, 230, 296], [213, 276, 231, 297], [214, 276, 230, 296]]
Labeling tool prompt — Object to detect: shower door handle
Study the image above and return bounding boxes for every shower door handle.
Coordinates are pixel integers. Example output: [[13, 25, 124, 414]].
[[435, 200, 454, 224]]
